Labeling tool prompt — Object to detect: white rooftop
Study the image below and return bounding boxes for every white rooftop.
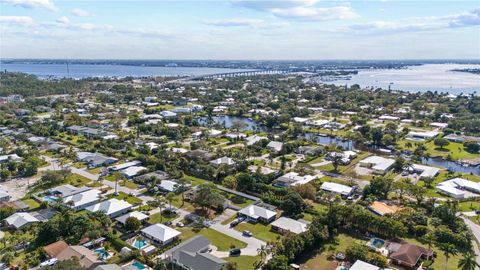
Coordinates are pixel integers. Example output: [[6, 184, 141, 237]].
[[121, 166, 147, 177], [115, 211, 149, 225], [5, 212, 39, 229], [350, 260, 380, 270], [360, 156, 395, 172], [410, 164, 440, 178], [159, 180, 178, 192], [142, 223, 181, 242], [86, 198, 132, 216], [275, 172, 317, 187], [63, 189, 101, 208], [271, 217, 308, 234], [437, 178, 480, 197], [320, 182, 353, 196], [108, 161, 141, 171], [239, 205, 276, 220]]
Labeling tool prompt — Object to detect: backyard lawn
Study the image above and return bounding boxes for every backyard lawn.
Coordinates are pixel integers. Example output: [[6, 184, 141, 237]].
[[234, 222, 281, 243], [148, 212, 178, 224], [424, 140, 479, 160], [22, 198, 40, 209], [66, 173, 92, 187], [107, 192, 142, 205], [225, 255, 261, 270], [178, 227, 247, 251], [181, 174, 209, 186]]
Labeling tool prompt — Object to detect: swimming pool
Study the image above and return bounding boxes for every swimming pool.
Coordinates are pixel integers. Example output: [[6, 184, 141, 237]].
[[132, 239, 147, 249], [371, 238, 385, 249], [94, 248, 110, 260], [132, 261, 147, 270], [43, 196, 57, 203]]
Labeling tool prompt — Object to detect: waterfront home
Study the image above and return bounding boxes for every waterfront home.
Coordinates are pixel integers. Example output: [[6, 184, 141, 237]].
[[271, 217, 309, 235], [141, 223, 181, 246], [359, 156, 395, 175], [238, 205, 276, 223], [436, 178, 480, 199], [164, 235, 226, 270], [408, 164, 439, 180], [245, 134, 267, 146], [86, 198, 132, 218], [273, 172, 317, 187], [320, 182, 354, 197]]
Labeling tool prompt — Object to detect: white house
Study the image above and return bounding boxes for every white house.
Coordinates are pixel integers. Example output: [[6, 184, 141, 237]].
[[436, 178, 480, 199], [409, 164, 440, 180], [238, 205, 276, 223], [210, 156, 236, 167], [430, 122, 448, 129], [267, 141, 283, 152], [359, 156, 395, 175], [245, 135, 267, 146], [121, 166, 148, 179], [407, 131, 439, 140], [115, 211, 149, 225], [0, 187, 11, 202], [108, 161, 141, 172], [379, 115, 400, 121], [271, 217, 308, 235], [160, 110, 177, 118], [273, 172, 317, 187], [86, 198, 132, 218], [141, 223, 181, 246], [63, 189, 102, 211], [320, 182, 354, 196], [158, 180, 179, 192], [350, 260, 380, 270], [5, 212, 40, 229]]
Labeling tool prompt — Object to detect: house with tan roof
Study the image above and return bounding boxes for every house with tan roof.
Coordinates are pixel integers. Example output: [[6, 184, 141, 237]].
[[368, 201, 402, 216]]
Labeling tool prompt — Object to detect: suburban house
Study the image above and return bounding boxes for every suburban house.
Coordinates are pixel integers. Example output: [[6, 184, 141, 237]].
[[359, 156, 395, 175], [387, 242, 433, 269], [158, 180, 180, 192], [0, 187, 10, 202], [5, 212, 40, 229], [238, 205, 277, 223], [444, 134, 480, 143], [0, 154, 22, 163], [107, 160, 142, 172], [271, 217, 309, 235], [164, 235, 226, 270], [350, 260, 380, 270], [115, 211, 149, 226], [141, 223, 181, 246], [245, 135, 267, 146], [408, 164, 439, 180], [210, 156, 236, 167], [407, 131, 439, 140], [320, 182, 354, 197], [267, 141, 283, 152], [186, 149, 215, 161], [77, 152, 118, 168], [86, 198, 133, 218], [436, 178, 480, 199], [120, 166, 148, 179], [44, 241, 104, 269], [379, 115, 400, 121], [368, 201, 402, 216], [297, 145, 322, 156], [273, 172, 317, 188], [63, 189, 102, 211]]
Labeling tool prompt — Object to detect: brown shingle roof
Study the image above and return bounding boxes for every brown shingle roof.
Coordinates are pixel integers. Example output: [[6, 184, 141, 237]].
[[389, 243, 433, 266], [56, 245, 103, 269], [43, 240, 69, 258]]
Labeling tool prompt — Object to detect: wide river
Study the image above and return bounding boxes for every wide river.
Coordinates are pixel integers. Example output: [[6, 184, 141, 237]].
[[329, 64, 480, 95], [0, 62, 256, 79]]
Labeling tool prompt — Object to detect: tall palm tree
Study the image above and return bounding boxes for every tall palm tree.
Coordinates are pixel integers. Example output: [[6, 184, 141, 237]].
[[439, 243, 458, 270], [458, 252, 479, 270], [257, 245, 268, 265]]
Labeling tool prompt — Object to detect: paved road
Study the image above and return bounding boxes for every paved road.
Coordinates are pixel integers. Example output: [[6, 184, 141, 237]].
[[460, 216, 480, 266]]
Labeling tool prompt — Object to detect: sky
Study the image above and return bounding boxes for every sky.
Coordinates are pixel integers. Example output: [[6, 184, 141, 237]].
[[0, 0, 479, 60]]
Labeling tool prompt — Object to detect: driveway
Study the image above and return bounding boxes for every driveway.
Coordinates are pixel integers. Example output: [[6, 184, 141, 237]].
[[460, 216, 480, 266]]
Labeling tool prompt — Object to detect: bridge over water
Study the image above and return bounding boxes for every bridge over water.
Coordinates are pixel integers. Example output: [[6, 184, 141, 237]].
[[191, 69, 289, 80]]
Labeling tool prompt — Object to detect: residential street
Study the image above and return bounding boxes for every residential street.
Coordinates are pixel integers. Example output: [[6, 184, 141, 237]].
[[460, 216, 480, 266]]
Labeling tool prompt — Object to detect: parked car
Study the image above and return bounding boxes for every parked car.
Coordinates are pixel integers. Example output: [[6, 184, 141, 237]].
[[164, 221, 172, 226], [242, 230, 252, 237], [229, 248, 241, 256], [176, 222, 184, 227], [230, 217, 243, 227]]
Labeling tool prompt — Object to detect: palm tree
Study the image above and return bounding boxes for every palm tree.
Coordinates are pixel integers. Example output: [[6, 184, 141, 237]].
[[257, 245, 268, 265], [458, 252, 479, 270], [439, 243, 458, 270], [166, 192, 175, 210], [176, 178, 190, 207]]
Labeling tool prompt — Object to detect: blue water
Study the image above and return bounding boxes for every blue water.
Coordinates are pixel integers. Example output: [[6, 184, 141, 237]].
[[132, 261, 147, 270], [133, 239, 147, 249], [0, 62, 256, 79], [422, 157, 479, 175], [43, 196, 56, 203], [371, 239, 385, 248], [94, 248, 109, 260], [197, 116, 266, 131], [303, 133, 355, 150]]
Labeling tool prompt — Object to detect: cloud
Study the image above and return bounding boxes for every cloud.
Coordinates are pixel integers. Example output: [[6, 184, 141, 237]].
[[71, 8, 91, 17], [4, 0, 58, 11], [232, 0, 358, 21], [55, 16, 69, 25], [203, 17, 288, 29], [0, 15, 34, 25], [349, 8, 480, 34]]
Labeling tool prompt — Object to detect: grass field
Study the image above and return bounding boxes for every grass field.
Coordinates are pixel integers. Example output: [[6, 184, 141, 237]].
[[107, 192, 142, 205], [148, 212, 178, 224], [178, 227, 247, 251], [225, 256, 261, 270], [181, 174, 209, 186], [424, 140, 479, 160], [234, 222, 281, 243], [66, 173, 92, 187], [22, 198, 40, 209]]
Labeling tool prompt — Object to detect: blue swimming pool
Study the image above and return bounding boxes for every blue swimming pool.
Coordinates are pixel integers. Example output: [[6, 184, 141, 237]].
[[371, 238, 385, 249], [94, 248, 110, 260], [132, 261, 147, 270], [133, 239, 147, 249], [43, 196, 57, 203]]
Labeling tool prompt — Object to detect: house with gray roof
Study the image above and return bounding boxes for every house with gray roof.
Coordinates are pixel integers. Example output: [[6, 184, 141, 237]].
[[164, 235, 226, 270]]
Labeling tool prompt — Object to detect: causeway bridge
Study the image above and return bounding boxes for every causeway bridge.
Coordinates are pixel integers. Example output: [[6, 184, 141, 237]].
[[191, 69, 289, 80]]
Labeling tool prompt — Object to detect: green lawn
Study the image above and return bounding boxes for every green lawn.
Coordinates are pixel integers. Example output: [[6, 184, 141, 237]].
[[178, 227, 247, 251], [107, 192, 142, 205], [148, 212, 178, 224], [225, 256, 261, 270], [405, 237, 462, 270], [119, 180, 137, 189], [181, 174, 209, 186], [424, 140, 479, 160], [66, 173, 92, 187], [86, 167, 102, 174], [234, 222, 281, 243], [22, 198, 40, 209]]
